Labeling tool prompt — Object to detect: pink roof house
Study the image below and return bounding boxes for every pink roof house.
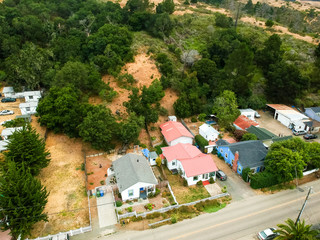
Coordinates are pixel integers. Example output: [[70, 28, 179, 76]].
[[160, 121, 194, 146], [162, 143, 218, 186]]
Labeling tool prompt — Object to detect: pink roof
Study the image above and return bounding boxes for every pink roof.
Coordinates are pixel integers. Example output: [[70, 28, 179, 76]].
[[161, 143, 201, 162], [160, 121, 194, 142], [181, 154, 218, 177], [233, 115, 259, 130], [266, 104, 294, 111]]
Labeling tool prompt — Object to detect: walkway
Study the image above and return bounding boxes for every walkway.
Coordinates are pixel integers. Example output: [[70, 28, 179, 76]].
[[97, 192, 117, 228]]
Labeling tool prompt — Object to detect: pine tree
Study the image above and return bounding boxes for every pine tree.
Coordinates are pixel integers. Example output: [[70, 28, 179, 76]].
[[4, 126, 50, 176], [0, 161, 49, 240]]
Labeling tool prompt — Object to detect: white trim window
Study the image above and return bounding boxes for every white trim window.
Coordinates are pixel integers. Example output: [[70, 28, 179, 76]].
[[128, 189, 134, 197]]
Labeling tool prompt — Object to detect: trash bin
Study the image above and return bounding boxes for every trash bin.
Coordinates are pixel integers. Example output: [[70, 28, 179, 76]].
[[100, 190, 104, 197], [96, 190, 100, 197]]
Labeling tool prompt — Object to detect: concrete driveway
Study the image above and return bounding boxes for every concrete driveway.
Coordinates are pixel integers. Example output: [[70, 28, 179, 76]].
[[97, 192, 117, 228], [212, 154, 256, 201]]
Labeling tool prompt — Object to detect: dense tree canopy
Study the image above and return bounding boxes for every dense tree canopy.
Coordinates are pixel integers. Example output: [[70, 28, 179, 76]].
[[4, 126, 50, 176], [0, 162, 49, 240]]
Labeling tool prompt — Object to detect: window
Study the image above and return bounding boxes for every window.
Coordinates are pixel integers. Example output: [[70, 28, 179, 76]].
[[220, 149, 223, 153], [202, 174, 208, 179], [29, 96, 33, 99], [128, 189, 134, 197], [193, 176, 198, 181], [172, 161, 176, 166], [225, 153, 228, 158], [26, 107, 30, 111]]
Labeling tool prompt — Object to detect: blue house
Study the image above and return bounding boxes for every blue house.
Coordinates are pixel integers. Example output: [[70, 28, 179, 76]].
[[217, 140, 268, 175]]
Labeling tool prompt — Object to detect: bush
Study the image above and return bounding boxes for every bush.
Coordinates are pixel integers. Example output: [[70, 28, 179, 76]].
[[234, 130, 246, 141], [196, 180, 203, 186], [191, 117, 197, 122], [195, 135, 209, 152], [221, 186, 227, 193], [183, 179, 188, 186], [241, 133, 258, 141], [242, 168, 251, 182], [250, 171, 279, 189], [198, 113, 206, 122], [126, 207, 133, 212], [265, 19, 274, 27], [209, 177, 214, 184], [116, 200, 123, 207], [159, 107, 168, 116], [132, 216, 143, 222], [171, 215, 177, 223], [178, 205, 193, 214]]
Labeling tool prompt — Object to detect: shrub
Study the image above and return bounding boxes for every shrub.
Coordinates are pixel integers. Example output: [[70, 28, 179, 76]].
[[196, 180, 203, 186], [126, 207, 133, 212], [250, 171, 279, 189], [198, 113, 206, 122], [178, 205, 193, 214], [155, 188, 161, 196], [195, 135, 209, 152], [183, 179, 188, 186], [191, 117, 197, 122], [221, 186, 227, 193], [234, 130, 246, 141], [150, 126, 157, 131], [116, 200, 123, 207], [144, 203, 155, 210], [81, 163, 85, 171], [241, 133, 258, 141], [191, 0, 197, 3], [209, 177, 214, 184], [159, 107, 168, 116], [171, 215, 177, 223], [265, 19, 274, 27], [132, 216, 143, 222], [118, 210, 123, 214], [242, 167, 251, 182], [147, 212, 161, 219]]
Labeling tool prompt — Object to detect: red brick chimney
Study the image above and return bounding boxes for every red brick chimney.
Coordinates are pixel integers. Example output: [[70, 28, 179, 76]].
[[232, 151, 239, 172]]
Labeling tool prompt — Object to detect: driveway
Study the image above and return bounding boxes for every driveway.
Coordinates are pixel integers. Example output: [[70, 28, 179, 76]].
[[212, 154, 256, 201], [255, 111, 293, 136], [97, 192, 117, 228]]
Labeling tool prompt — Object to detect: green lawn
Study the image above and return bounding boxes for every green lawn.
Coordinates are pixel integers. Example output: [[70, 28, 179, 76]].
[[203, 203, 226, 213], [165, 168, 210, 204]]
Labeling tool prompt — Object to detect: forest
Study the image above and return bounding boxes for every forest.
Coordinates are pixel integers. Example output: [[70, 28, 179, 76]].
[[0, 0, 319, 150]]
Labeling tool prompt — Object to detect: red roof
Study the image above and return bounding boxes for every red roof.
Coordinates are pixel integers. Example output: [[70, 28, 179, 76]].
[[266, 104, 294, 111], [233, 115, 259, 130], [161, 143, 201, 162], [181, 154, 218, 177], [161, 143, 218, 177], [160, 121, 194, 142]]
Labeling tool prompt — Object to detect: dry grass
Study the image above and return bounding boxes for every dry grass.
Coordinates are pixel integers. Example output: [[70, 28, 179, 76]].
[[164, 168, 210, 204]]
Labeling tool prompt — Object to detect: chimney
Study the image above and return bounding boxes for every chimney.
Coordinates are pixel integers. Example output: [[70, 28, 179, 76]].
[[232, 151, 239, 172]]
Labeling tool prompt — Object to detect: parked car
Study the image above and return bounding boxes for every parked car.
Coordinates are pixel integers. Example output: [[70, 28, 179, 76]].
[[255, 111, 261, 118], [1, 98, 16, 103], [0, 120, 12, 125], [303, 134, 318, 140], [0, 110, 14, 116], [293, 129, 307, 136], [258, 228, 278, 240], [216, 170, 227, 181]]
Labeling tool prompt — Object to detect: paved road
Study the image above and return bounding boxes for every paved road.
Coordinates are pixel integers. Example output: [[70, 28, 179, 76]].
[[96, 179, 320, 240]]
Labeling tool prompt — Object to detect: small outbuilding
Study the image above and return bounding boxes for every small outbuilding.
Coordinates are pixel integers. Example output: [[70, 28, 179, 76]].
[[19, 102, 38, 115], [240, 109, 256, 121], [1, 127, 23, 140], [199, 123, 219, 142]]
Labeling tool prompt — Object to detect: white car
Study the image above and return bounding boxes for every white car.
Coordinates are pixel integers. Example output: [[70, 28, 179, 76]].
[[0, 110, 14, 116], [255, 111, 261, 118], [258, 228, 278, 240]]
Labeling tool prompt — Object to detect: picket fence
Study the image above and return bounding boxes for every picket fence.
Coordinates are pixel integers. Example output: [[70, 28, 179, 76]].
[[117, 193, 229, 220], [26, 226, 92, 240]]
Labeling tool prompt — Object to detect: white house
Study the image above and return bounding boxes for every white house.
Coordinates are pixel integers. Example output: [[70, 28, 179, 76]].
[[160, 121, 194, 146], [161, 143, 218, 186], [1, 127, 23, 140], [267, 104, 310, 131], [19, 102, 38, 115], [2, 87, 15, 97], [112, 154, 158, 201], [240, 108, 256, 121], [22, 91, 41, 102], [199, 123, 219, 142]]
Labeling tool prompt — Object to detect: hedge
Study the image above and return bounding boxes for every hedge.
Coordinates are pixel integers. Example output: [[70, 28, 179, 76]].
[[195, 135, 208, 152], [250, 171, 279, 189], [242, 167, 251, 182]]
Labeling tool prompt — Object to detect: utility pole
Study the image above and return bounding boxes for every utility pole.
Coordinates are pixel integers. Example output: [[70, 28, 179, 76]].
[[295, 187, 312, 225], [234, 3, 241, 30]]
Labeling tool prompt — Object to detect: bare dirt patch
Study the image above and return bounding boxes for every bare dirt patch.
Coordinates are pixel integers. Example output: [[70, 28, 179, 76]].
[[86, 155, 112, 190], [30, 131, 89, 238], [123, 52, 161, 89]]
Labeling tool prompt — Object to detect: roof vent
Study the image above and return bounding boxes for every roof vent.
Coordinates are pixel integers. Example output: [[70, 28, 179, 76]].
[[137, 159, 139, 162]]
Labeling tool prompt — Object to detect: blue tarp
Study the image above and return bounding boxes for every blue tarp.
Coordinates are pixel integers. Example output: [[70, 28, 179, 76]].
[[142, 148, 150, 158]]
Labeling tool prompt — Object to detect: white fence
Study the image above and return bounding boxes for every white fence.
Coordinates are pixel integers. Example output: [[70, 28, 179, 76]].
[[26, 226, 92, 240], [167, 183, 178, 205], [117, 193, 229, 220], [303, 168, 319, 176], [148, 218, 171, 227]]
